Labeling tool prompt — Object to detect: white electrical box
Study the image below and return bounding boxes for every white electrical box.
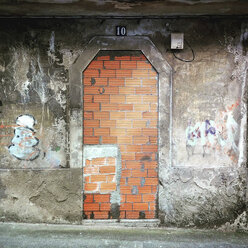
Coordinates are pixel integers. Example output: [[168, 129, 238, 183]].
[[171, 33, 184, 49]]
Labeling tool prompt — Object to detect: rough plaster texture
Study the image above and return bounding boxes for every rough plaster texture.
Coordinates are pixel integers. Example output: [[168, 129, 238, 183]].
[[0, 169, 82, 223], [0, 18, 247, 228]]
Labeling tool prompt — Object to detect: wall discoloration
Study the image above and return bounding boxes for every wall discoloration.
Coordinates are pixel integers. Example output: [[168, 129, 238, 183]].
[[0, 18, 247, 228]]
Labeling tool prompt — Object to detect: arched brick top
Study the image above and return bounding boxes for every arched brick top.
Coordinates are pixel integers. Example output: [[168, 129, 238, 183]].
[[69, 36, 172, 171]]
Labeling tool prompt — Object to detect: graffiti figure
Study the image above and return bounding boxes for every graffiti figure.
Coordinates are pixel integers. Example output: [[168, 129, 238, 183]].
[[186, 119, 217, 158], [186, 102, 239, 161], [8, 115, 40, 161]]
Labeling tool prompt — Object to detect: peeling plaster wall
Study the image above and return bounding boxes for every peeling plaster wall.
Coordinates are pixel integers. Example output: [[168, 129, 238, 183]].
[[0, 18, 247, 228]]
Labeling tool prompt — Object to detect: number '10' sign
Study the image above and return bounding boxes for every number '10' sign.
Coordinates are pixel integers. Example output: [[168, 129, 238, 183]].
[[116, 26, 127, 36]]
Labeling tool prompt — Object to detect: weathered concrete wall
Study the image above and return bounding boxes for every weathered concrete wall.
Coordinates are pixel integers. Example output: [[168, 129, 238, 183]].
[[0, 18, 247, 228]]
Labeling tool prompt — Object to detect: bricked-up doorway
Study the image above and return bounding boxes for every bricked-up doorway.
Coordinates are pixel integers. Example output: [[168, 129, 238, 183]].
[[82, 51, 158, 220]]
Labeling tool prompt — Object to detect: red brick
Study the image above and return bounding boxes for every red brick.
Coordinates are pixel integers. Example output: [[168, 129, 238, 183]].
[[100, 69, 116, 78], [133, 203, 149, 211], [84, 203, 99, 211], [94, 94, 110, 103], [84, 166, 99, 174], [118, 104, 133, 111], [84, 112, 93, 119], [137, 61, 152, 69], [91, 175, 107, 182], [133, 70, 149, 78], [135, 153, 156, 161], [93, 211, 109, 219], [135, 87, 152, 94], [104, 61, 120, 69], [94, 194, 110, 203], [107, 175, 115, 182], [115, 56, 130, 60], [127, 177, 142, 185], [126, 129, 142, 136], [87, 61, 103, 69], [151, 186, 157, 193], [109, 78, 125, 86], [143, 95, 157, 103], [149, 70, 157, 77], [126, 145, 142, 153], [99, 166, 115, 174], [120, 186, 132, 194], [143, 145, 158, 153], [116, 70, 132, 78], [120, 203, 133, 211], [94, 128, 110, 136], [143, 79, 157, 86], [126, 194, 142, 202], [101, 103, 119, 111], [84, 103, 100, 111], [110, 95, 126, 104], [138, 186, 152, 194], [150, 104, 157, 112], [132, 170, 147, 177], [101, 120, 116, 128], [119, 87, 135, 94], [84, 120, 100, 128], [84, 77, 108, 86], [133, 120, 147, 128], [126, 112, 142, 119], [117, 136, 132, 144], [143, 161, 158, 169], [121, 169, 132, 177], [108, 157, 116, 166], [102, 136, 117, 144], [91, 157, 106, 165], [86, 159, 91, 166], [121, 153, 135, 161], [84, 128, 93, 136], [84, 183, 98, 192], [126, 211, 139, 219], [121, 61, 137, 69], [142, 194, 156, 202], [103, 87, 119, 94], [84, 176, 90, 183], [142, 128, 157, 136], [100, 182, 116, 192], [133, 136, 149, 144], [134, 104, 150, 112], [84, 136, 100, 145], [125, 79, 141, 87], [145, 211, 156, 219], [149, 202, 156, 210], [84, 95, 93, 103], [119, 211, 126, 219], [94, 112, 110, 120], [148, 169, 157, 177], [84, 69, 99, 77], [149, 120, 157, 128], [120, 178, 126, 186], [116, 120, 132, 128], [110, 128, 126, 136], [100, 203, 111, 211], [97, 55, 110, 60], [84, 194, 93, 203], [149, 137, 157, 144], [144, 178, 158, 186]]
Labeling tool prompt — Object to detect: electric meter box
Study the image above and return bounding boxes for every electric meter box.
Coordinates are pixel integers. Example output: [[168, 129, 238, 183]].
[[171, 33, 184, 49]]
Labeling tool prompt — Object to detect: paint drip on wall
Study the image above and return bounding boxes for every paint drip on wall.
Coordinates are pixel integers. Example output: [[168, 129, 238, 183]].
[[8, 114, 40, 161]]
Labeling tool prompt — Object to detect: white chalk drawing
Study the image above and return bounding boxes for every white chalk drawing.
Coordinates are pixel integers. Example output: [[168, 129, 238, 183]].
[[8, 114, 40, 161], [186, 101, 239, 162]]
